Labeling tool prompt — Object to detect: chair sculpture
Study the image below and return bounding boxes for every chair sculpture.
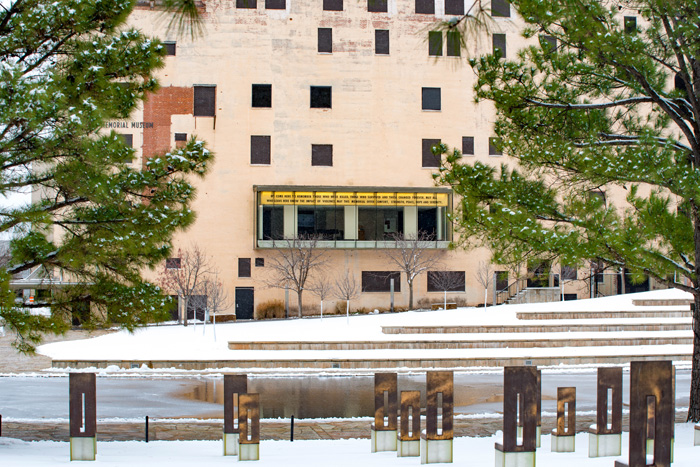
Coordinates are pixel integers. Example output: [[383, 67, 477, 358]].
[[238, 393, 260, 461], [588, 367, 622, 457], [519, 369, 541, 447], [615, 360, 673, 467], [420, 371, 453, 464], [69, 372, 97, 461], [223, 374, 248, 455], [370, 372, 398, 452], [551, 387, 576, 452], [398, 390, 421, 457], [495, 366, 538, 467]]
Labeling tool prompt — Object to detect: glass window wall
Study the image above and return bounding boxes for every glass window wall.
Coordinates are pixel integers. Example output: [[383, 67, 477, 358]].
[[257, 189, 449, 247]]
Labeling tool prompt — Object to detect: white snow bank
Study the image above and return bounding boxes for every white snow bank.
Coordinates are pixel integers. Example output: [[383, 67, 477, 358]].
[[0, 423, 697, 466]]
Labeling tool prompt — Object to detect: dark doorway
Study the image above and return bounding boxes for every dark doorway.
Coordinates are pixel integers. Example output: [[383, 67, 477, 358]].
[[236, 287, 255, 320]]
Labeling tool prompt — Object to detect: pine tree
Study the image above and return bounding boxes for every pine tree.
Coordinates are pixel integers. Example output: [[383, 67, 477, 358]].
[[434, 0, 700, 421], [0, 0, 211, 352]]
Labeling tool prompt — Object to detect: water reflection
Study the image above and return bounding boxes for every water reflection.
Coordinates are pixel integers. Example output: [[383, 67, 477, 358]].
[[177, 375, 511, 419]]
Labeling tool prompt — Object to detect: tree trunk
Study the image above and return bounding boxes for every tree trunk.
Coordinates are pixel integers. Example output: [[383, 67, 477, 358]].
[[297, 290, 303, 318], [408, 282, 414, 310], [689, 295, 700, 422], [183, 296, 189, 327]]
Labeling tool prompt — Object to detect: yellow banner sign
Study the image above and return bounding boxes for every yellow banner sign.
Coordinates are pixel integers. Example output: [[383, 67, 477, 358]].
[[260, 191, 448, 207]]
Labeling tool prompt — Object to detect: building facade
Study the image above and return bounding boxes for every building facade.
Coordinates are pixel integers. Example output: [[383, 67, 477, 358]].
[[116, 0, 601, 318]]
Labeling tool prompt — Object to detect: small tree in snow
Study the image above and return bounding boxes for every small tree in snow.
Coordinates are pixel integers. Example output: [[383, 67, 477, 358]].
[[309, 275, 334, 320], [334, 270, 360, 324], [428, 269, 465, 310], [263, 235, 329, 318], [157, 244, 213, 326], [383, 232, 442, 310], [474, 261, 493, 307]]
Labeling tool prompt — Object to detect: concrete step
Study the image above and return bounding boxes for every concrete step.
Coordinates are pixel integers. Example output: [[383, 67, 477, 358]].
[[515, 310, 691, 320], [228, 333, 691, 351], [381, 321, 690, 334], [50, 345, 692, 371], [632, 298, 692, 307]]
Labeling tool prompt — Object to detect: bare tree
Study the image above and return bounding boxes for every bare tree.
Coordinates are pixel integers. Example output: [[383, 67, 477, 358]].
[[263, 235, 329, 318], [309, 275, 334, 320], [382, 232, 442, 310], [428, 269, 466, 311], [334, 270, 360, 324], [474, 261, 493, 307], [194, 273, 231, 340], [157, 244, 213, 326]]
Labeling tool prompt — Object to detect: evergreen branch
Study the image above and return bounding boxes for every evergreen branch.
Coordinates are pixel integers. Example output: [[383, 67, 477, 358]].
[[0, 196, 87, 233], [523, 96, 655, 110]]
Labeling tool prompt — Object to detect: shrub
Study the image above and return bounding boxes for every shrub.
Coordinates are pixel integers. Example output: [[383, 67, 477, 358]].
[[255, 300, 285, 320], [335, 300, 348, 315]]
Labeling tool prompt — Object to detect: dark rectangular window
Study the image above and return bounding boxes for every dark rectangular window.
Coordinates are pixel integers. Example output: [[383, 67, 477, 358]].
[[624, 16, 636, 34], [496, 271, 508, 290], [491, 0, 510, 17], [422, 87, 441, 111], [163, 41, 176, 56], [362, 271, 401, 292], [311, 144, 333, 166], [541, 35, 557, 50], [428, 31, 442, 56], [265, 0, 285, 9], [422, 138, 441, 168], [427, 271, 465, 292], [255, 258, 265, 267], [415, 0, 434, 14], [237, 0, 257, 7], [174, 133, 187, 142], [262, 206, 284, 240], [367, 0, 387, 12], [493, 33, 506, 57], [238, 258, 251, 278], [252, 84, 272, 107], [119, 134, 133, 147], [375, 29, 389, 55], [251, 135, 271, 165], [324, 0, 343, 9], [318, 28, 332, 53], [444, 0, 464, 15], [561, 265, 577, 281], [489, 137, 502, 155], [166, 258, 181, 269], [310, 86, 332, 108], [446, 30, 460, 56], [193, 85, 216, 117], [462, 136, 474, 155]]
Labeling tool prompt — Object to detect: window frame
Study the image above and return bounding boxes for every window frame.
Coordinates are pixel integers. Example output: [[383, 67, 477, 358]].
[[375, 29, 389, 55], [421, 87, 441, 111], [310, 86, 332, 109], [252, 84, 272, 108], [362, 271, 401, 292], [193, 85, 216, 117], [318, 28, 333, 54], [251, 135, 272, 165], [422, 138, 441, 168], [311, 144, 333, 167]]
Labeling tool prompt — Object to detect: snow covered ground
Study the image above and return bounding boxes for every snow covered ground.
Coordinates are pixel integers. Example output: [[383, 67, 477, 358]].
[[1, 424, 698, 466], [36, 289, 693, 373]]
